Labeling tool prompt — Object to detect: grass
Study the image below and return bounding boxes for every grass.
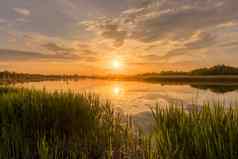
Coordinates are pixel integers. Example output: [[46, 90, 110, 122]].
[[152, 105, 238, 159], [1, 86, 238, 158], [0, 87, 146, 159]]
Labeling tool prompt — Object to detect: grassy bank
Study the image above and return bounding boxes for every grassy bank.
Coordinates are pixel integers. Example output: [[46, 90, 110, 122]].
[[1, 87, 238, 158], [0, 87, 147, 159], [152, 105, 238, 159]]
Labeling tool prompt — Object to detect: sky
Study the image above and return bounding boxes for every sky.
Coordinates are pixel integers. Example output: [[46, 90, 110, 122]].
[[0, 0, 238, 75]]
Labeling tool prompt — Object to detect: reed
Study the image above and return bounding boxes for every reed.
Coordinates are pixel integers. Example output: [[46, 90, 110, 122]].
[[0, 87, 144, 159], [1, 86, 238, 158], [152, 104, 238, 159]]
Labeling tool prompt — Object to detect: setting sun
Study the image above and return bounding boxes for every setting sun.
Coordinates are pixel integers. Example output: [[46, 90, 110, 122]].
[[2, 0, 238, 158], [112, 59, 123, 70]]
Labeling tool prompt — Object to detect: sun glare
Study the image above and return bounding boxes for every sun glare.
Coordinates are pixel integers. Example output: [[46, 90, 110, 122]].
[[112, 59, 122, 70], [112, 84, 123, 96], [113, 86, 121, 95]]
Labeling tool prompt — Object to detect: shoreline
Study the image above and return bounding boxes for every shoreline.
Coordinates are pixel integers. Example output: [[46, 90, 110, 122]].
[[2, 75, 238, 84]]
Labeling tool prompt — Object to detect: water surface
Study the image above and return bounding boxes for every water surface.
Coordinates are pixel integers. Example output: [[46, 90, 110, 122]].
[[15, 79, 238, 115]]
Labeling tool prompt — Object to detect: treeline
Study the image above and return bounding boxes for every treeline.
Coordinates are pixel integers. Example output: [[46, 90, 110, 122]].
[[160, 65, 238, 76], [1, 64, 238, 84], [0, 71, 131, 83], [0, 71, 84, 83]]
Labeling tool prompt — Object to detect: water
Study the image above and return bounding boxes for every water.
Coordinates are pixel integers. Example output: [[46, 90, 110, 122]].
[[15, 79, 238, 115]]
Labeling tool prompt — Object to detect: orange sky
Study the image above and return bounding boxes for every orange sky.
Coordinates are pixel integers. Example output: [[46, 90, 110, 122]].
[[0, 0, 238, 75]]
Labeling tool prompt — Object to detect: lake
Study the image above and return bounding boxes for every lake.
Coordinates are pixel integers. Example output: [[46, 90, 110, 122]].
[[15, 79, 238, 115]]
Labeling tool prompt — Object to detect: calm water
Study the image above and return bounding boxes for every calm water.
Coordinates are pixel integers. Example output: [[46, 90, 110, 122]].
[[15, 79, 238, 115]]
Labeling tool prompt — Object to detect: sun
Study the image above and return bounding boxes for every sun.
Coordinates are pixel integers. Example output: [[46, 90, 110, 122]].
[[112, 59, 122, 70]]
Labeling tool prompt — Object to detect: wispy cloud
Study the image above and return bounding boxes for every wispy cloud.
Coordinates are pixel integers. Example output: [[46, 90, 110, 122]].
[[13, 8, 31, 16], [0, 0, 238, 73], [82, 0, 238, 62], [0, 18, 7, 24], [84, 0, 238, 44], [0, 49, 79, 61], [42, 42, 76, 53]]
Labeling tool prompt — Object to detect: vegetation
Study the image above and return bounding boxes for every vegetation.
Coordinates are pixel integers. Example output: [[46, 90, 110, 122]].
[[1, 87, 238, 158], [134, 65, 238, 83], [152, 105, 238, 159], [154, 65, 238, 76], [0, 87, 147, 159], [0, 71, 83, 83], [190, 65, 238, 75], [2, 65, 238, 84]]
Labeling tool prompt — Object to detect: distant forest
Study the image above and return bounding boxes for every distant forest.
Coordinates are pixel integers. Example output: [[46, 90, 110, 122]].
[[0, 71, 83, 83], [1, 65, 238, 84], [154, 65, 238, 76]]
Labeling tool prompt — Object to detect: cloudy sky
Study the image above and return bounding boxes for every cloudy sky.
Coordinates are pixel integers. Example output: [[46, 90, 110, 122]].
[[0, 0, 238, 75]]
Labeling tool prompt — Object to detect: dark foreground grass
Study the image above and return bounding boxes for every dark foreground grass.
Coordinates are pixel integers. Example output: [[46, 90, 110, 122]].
[[1, 87, 238, 159], [152, 105, 238, 159], [0, 87, 147, 159]]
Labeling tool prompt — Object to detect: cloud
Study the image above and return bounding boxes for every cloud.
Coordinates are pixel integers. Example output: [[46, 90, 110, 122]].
[[138, 31, 216, 61], [80, 0, 238, 65], [83, 0, 238, 45], [80, 49, 98, 55], [184, 32, 216, 50], [41, 42, 102, 61], [42, 41, 100, 58], [42, 42, 76, 53], [5, 30, 101, 63], [220, 41, 238, 48], [132, 0, 237, 42], [0, 49, 79, 61], [16, 18, 29, 23], [0, 18, 7, 24], [82, 18, 127, 47], [159, 32, 216, 60], [140, 54, 161, 61], [13, 8, 31, 16]]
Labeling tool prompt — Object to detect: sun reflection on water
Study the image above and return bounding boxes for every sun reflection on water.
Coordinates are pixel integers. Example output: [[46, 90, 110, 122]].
[[112, 84, 123, 96], [15, 79, 238, 115]]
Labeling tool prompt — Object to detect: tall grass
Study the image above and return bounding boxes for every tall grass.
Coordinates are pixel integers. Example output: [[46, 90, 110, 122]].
[[0, 87, 146, 159], [1, 86, 238, 159], [152, 105, 238, 159]]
